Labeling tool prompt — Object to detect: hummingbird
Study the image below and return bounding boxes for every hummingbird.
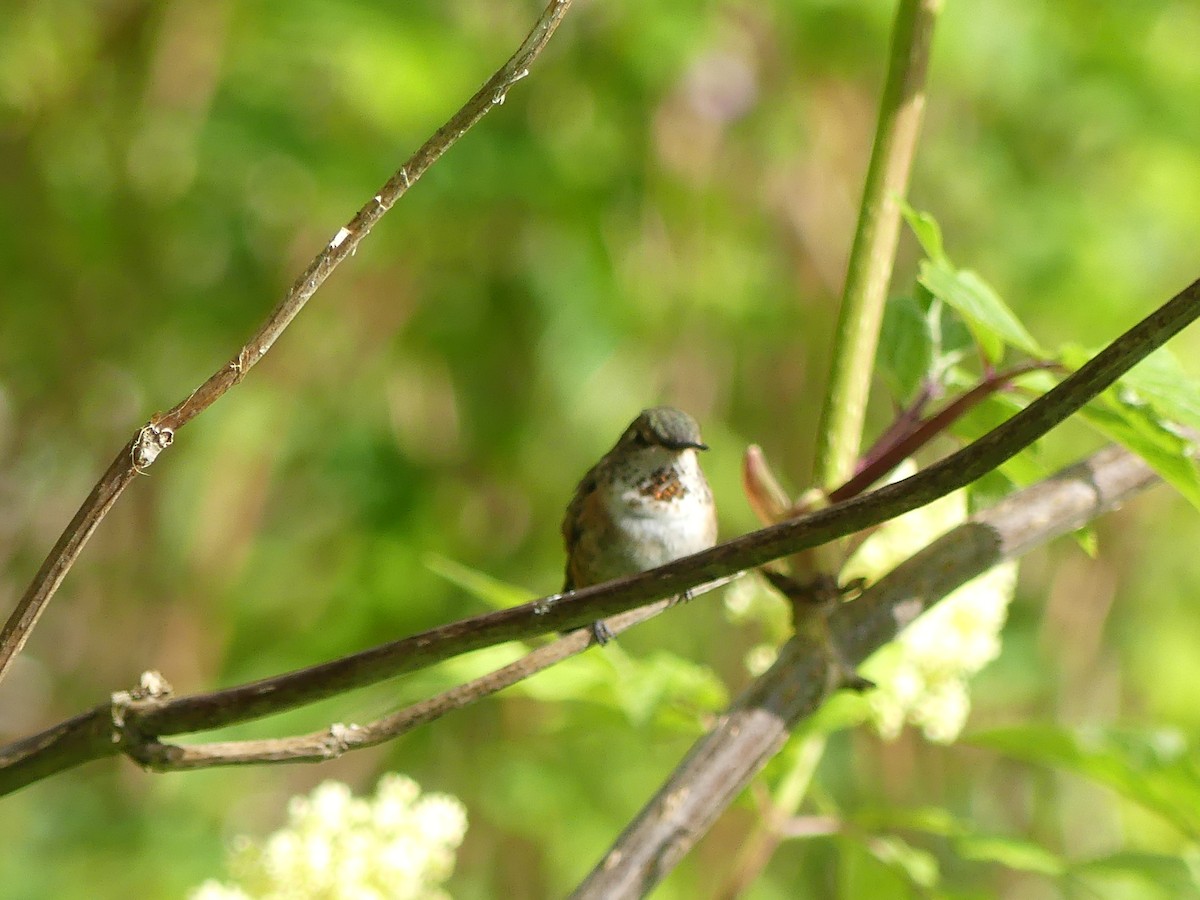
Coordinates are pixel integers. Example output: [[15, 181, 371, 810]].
[[561, 407, 718, 642]]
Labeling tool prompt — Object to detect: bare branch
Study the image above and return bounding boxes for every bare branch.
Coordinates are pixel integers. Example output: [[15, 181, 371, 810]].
[[0, 0, 576, 686], [0, 275, 1197, 794], [571, 443, 1162, 898], [126, 599, 680, 771], [2, 270, 1190, 796], [1, 583, 751, 791]]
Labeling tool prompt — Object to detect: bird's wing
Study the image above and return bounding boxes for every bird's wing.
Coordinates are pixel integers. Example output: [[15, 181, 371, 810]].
[[561, 464, 602, 591]]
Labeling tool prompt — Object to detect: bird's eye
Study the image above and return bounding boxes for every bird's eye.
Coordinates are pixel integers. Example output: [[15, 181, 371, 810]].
[[631, 429, 651, 447]]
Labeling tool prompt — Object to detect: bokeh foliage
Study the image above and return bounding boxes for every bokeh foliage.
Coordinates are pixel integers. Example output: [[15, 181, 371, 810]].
[[2, 0, 1200, 897]]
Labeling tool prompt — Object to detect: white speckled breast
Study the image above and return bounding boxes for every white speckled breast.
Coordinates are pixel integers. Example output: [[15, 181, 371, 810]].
[[601, 446, 717, 573]]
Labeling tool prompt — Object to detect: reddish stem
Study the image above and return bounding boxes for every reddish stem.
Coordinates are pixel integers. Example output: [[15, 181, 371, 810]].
[[829, 361, 1059, 503]]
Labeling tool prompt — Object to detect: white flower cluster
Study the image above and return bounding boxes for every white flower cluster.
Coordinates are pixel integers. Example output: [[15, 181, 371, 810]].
[[727, 464, 1016, 743], [841, 466, 1017, 744], [191, 774, 468, 900], [860, 560, 1015, 743]]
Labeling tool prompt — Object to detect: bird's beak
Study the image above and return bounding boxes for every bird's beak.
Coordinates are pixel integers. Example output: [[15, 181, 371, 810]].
[[663, 438, 708, 451]]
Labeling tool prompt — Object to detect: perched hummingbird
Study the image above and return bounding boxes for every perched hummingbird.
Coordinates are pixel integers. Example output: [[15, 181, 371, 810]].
[[561, 407, 718, 641]]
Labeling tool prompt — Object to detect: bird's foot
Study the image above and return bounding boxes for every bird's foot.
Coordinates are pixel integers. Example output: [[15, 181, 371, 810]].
[[588, 619, 614, 645]]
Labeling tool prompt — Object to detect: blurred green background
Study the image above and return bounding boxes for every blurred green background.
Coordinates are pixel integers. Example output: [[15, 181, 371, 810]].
[[2, 0, 1200, 897]]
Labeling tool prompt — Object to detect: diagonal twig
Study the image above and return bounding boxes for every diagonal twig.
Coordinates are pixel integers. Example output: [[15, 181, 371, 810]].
[[0, 0, 575, 686], [124, 581, 737, 772]]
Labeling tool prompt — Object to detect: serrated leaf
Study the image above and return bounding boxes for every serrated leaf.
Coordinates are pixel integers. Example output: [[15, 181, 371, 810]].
[[920, 260, 1003, 364], [955, 270, 1043, 356], [1078, 394, 1200, 511], [1119, 348, 1200, 433], [919, 260, 1043, 362], [424, 553, 536, 610], [1061, 342, 1200, 430], [968, 725, 1200, 838]]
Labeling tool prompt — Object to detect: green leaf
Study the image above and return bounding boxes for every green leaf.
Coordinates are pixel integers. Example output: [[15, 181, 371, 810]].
[[902, 203, 1044, 363], [901, 201, 947, 264], [424, 553, 536, 610], [968, 725, 1200, 839], [1117, 348, 1200, 433], [868, 835, 941, 888], [1073, 525, 1099, 558], [947, 388, 1052, 491], [1078, 393, 1200, 511], [1061, 344, 1200, 431], [1057, 344, 1200, 509], [877, 292, 986, 405], [879, 293, 936, 402], [1075, 851, 1200, 896], [919, 260, 1043, 362], [853, 805, 968, 839], [518, 645, 726, 728], [928, 295, 979, 365], [611, 650, 728, 727], [921, 260, 1002, 364], [954, 835, 1066, 876], [798, 690, 872, 737]]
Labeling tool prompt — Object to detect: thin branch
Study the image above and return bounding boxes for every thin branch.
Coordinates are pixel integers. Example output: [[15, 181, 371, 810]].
[[0, 0, 575, 687], [570, 443, 1163, 898], [0, 277, 1197, 795], [127, 599, 680, 771], [813, 0, 942, 490], [0, 585, 730, 790], [828, 360, 1058, 503], [851, 378, 941, 477]]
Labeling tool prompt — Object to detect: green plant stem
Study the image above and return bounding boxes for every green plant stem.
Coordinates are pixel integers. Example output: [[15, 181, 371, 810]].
[[771, 3, 943, 889], [813, 0, 942, 491]]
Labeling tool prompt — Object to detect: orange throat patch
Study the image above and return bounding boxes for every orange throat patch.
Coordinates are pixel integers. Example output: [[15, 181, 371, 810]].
[[639, 467, 688, 502]]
